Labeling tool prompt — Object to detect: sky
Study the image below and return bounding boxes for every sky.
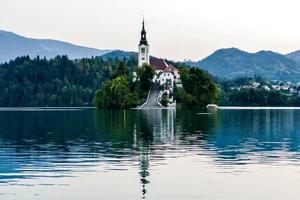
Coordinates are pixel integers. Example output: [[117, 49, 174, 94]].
[[1, 0, 300, 61]]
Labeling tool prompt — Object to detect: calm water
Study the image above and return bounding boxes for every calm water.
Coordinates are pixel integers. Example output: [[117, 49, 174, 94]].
[[0, 108, 300, 200]]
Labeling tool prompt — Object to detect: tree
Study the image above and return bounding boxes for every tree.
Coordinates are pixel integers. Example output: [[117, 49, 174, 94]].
[[161, 93, 169, 107], [176, 67, 219, 108], [174, 88, 196, 108], [112, 61, 129, 79], [138, 64, 155, 92], [93, 76, 141, 109]]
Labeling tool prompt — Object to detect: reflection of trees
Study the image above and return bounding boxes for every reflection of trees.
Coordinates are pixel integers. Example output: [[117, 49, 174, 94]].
[[0, 109, 101, 182], [171, 109, 300, 165], [175, 109, 219, 141], [94, 110, 137, 145], [200, 109, 300, 164], [0, 110, 96, 144], [2, 108, 300, 186]]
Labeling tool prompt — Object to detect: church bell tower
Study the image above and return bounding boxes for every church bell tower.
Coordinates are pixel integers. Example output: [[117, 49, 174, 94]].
[[138, 19, 150, 67]]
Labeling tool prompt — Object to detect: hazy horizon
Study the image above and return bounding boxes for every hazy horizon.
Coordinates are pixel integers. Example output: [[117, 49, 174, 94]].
[[2, 0, 300, 61]]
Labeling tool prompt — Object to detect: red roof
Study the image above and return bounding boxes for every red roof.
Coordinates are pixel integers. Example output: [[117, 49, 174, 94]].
[[150, 57, 168, 70], [164, 64, 177, 73]]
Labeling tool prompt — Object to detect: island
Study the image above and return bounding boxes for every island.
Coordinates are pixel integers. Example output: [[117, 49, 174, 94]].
[[93, 20, 219, 109]]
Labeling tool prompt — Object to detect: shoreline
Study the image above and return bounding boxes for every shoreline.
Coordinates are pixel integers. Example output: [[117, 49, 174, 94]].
[[218, 106, 300, 110], [0, 106, 300, 111]]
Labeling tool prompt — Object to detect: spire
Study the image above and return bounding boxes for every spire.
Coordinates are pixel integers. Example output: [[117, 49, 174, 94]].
[[139, 18, 148, 46], [142, 17, 145, 31]]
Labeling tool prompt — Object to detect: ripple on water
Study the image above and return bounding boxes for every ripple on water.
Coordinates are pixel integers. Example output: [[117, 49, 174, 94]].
[[0, 109, 300, 199]]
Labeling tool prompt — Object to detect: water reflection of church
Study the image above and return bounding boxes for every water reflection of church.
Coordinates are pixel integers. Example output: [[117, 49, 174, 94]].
[[134, 109, 176, 198], [94, 108, 219, 198]]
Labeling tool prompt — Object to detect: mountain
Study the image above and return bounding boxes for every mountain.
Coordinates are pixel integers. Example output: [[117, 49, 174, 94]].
[[188, 48, 300, 81], [286, 50, 300, 64], [0, 30, 111, 63], [100, 50, 137, 60]]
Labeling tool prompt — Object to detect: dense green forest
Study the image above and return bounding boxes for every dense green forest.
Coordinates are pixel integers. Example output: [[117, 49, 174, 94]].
[[218, 77, 300, 106], [0, 55, 137, 106], [4, 54, 299, 108]]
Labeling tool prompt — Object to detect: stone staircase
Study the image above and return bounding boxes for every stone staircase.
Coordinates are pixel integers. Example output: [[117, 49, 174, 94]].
[[139, 86, 162, 109]]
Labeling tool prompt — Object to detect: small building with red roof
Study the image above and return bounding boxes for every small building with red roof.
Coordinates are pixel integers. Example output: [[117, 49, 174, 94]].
[[150, 57, 181, 89]]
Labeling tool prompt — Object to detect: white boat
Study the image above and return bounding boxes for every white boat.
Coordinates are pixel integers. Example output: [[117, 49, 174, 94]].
[[206, 104, 218, 109]]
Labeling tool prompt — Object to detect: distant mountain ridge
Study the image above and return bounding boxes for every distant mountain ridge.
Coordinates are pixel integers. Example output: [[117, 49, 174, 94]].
[[100, 50, 137, 60], [0, 30, 111, 63], [2, 30, 300, 82], [187, 48, 300, 81], [286, 50, 300, 64]]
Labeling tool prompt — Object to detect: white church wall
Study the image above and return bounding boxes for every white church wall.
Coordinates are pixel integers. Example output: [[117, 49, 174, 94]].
[[157, 72, 175, 86], [138, 44, 150, 67]]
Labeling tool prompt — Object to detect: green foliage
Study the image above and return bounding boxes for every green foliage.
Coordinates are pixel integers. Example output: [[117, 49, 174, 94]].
[[112, 61, 129, 79], [174, 67, 219, 108], [93, 76, 139, 109], [0, 55, 137, 107], [160, 93, 168, 107], [217, 77, 300, 106], [94, 62, 151, 109], [220, 88, 291, 106], [174, 88, 196, 108], [138, 64, 155, 92], [94, 63, 162, 109]]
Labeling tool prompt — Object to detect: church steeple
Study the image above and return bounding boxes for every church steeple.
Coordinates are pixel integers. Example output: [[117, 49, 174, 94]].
[[138, 18, 150, 67], [139, 19, 148, 46]]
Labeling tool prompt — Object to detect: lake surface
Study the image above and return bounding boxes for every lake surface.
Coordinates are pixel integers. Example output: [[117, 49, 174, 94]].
[[1, 108, 300, 200]]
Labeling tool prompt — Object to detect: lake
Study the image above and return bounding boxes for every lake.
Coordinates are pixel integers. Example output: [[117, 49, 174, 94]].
[[0, 108, 300, 200]]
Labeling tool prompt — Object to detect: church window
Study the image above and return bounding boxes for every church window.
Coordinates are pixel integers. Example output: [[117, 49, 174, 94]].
[[141, 48, 145, 53]]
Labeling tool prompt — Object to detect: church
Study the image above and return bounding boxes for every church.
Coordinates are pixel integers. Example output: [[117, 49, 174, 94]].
[[137, 20, 182, 106]]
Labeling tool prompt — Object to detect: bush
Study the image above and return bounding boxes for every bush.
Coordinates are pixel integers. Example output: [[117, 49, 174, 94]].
[[161, 93, 168, 107]]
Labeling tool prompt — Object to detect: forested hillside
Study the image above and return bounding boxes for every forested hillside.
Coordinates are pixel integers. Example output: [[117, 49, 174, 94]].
[[0, 55, 137, 106]]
